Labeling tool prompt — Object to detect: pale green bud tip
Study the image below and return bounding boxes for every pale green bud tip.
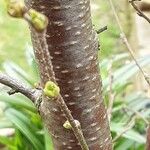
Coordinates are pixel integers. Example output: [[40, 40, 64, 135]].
[[63, 120, 72, 129], [44, 81, 60, 98], [28, 9, 48, 32], [63, 120, 80, 130], [6, 0, 26, 18]]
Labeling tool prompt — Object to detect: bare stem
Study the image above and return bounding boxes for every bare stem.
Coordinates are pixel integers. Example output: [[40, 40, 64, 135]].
[[107, 0, 150, 87], [0, 73, 41, 102], [129, 0, 150, 24], [57, 95, 89, 150]]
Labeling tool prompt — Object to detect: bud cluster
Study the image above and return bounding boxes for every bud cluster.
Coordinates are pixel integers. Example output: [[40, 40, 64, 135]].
[[6, 0, 48, 32]]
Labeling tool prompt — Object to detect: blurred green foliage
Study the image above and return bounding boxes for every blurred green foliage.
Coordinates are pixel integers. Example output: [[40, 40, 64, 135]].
[[0, 0, 30, 70]]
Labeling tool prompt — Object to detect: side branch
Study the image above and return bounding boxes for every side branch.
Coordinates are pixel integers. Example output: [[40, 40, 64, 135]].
[[129, 0, 150, 24], [58, 95, 89, 150], [0, 73, 41, 102]]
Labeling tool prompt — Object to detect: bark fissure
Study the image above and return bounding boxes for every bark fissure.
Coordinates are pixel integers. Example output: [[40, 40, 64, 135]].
[[26, 0, 112, 149]]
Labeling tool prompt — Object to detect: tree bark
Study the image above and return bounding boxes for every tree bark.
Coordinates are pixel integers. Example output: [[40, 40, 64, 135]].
[[146, 125, 150, 150], [26, 0, 112, 149]]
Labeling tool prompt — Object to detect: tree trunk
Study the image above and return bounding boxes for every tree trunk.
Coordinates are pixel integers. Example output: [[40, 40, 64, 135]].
[[26, 0, 112, 149], [146, 125, 150, 150]]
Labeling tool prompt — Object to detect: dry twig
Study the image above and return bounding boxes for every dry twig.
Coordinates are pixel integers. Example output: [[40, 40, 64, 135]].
[[107, 0, 150, 87], [129, 0, 150, 24]]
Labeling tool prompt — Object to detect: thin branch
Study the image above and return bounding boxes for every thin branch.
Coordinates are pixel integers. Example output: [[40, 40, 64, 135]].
[[0, 73, 41, 102], [107, 0, 150, 88], [24, 13, 54, 86], [57, 95, 89, 150], [129, 0, 150, 24]]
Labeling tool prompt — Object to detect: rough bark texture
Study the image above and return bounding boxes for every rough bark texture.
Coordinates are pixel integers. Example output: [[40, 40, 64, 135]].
[[26, 0, 112, 149]]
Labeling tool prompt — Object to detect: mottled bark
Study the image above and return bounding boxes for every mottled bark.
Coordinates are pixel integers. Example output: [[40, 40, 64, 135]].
[[26, 0, 112, 149]]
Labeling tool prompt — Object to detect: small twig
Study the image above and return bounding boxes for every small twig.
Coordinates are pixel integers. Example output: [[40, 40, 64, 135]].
[[7, 89, 18, 95], [129, 0, 150, 24], [113, 116, 135, 143], [96, 26, 108, 34], [57, 95, 89, 150], [0, 73, 41, 102], [107, 0, 150, 88]]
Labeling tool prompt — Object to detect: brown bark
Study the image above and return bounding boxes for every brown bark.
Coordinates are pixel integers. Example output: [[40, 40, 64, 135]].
[[138, 2, 150, 12], [26, 0, 112, 149], [146, 125, 150, 150]]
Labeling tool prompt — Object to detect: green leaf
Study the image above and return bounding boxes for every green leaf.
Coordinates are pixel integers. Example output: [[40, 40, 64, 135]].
[[3, 61, 34, 86], [0, 136, 16, 150], [115, 139, 135, 150], [5, 108, 44, 150], [0, 94, 36, 112], [44, 128, 53, 150], [0, 119, 13, 129]]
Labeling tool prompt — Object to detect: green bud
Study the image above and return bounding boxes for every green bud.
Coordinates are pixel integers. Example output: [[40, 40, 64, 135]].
[[63, 120, 72, 129], [44, 81, 60, 98], [63, 120, 80, 130], [6, 0, 26, 18], [28, 9, 48, 32]]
